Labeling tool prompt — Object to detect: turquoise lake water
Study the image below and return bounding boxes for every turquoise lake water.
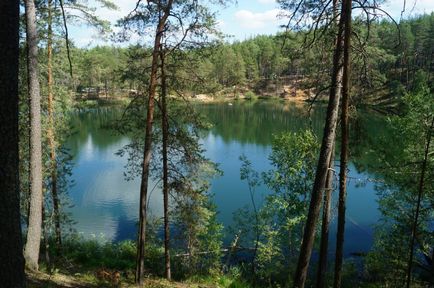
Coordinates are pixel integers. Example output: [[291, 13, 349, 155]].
[[66, 101, 385, 255]]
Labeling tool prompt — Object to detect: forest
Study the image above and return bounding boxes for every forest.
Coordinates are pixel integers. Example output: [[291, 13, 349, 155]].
[[0, 0, 433, 287]]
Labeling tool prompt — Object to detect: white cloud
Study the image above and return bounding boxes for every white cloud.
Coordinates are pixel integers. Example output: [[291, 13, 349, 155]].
[[382, 0, 434, 19], [92, 0, 138, 24], [67, 0, 138, 47], [234, 9, 282, 29]]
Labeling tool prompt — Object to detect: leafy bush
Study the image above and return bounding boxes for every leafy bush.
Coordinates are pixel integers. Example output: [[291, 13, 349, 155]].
[[244, 91, 258, 100], [59, 235, 137, 270]]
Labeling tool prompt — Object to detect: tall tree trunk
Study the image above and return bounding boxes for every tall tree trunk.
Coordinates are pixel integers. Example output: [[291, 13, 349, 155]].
[[135, 0, 174, 284], [251, 184, 260, 286], [316, 4, 339, 285], [316, 145, 335, 288], [292, 4, 346, 287], [24, 0, 44, 271], [0, 0, 26, 285], [42, 202, 51, 272], [47, 0, 62, 249], [406, 116, 434, 288], [333, 1, 352, 286], [160, 47, 172, 280], [430, 248, 434, 284]]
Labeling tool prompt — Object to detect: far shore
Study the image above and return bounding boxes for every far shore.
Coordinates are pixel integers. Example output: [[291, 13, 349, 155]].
[[72, 87, 317, 109]]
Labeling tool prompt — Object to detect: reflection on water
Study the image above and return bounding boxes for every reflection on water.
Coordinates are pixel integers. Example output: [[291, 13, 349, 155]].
[[66, 109, 163, 241], [66, 102, 384, 254]]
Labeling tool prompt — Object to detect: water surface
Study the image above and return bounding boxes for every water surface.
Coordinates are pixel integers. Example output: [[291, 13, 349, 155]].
[[66, 101, 385, 255]]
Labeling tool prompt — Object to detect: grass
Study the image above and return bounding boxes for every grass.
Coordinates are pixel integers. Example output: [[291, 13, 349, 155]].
[[30, 236, 250, 288], [27, 270, 250, 288]]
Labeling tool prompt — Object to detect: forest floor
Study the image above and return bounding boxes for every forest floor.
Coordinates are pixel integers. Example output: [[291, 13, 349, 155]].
[[27, 270, 95, 288], [26, 270, 233, 288]]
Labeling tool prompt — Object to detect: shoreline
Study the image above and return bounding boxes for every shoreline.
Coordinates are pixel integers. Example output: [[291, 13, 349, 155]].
[[73, 93, 312, 109]]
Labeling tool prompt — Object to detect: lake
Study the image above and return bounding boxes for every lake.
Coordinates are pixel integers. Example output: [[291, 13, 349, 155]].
[[65, 101, 385, 256]]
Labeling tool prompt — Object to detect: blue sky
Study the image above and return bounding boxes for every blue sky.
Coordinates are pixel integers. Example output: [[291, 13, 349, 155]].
[[214, 0, 285, 40], [69, 0, 434, 47]]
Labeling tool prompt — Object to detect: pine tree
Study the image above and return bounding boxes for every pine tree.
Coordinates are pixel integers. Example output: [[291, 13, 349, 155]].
[[0, 0, 26, 285]]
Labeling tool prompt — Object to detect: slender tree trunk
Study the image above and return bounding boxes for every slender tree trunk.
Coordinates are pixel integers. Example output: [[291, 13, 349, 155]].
[[0, 0, 26, 285], [316, 5, 339, 285], [292, 4, 346, 287], [135, 0, 174, 284], [160, 47, 172, 280], [251, 186, 260, 286], [24, 0, 44, 271], [47, 0, 62, 249], [105, 79, 108, 98], [316, 145, 335, 288], [333, 1, 352, 286], [41, 203, 51, 272], [225, 231, 241, 271], [405, 116, 434, 288], [430, 247, 434, 283]]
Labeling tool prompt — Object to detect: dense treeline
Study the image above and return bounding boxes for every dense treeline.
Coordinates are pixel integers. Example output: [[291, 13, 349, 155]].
[[68, 13, 434, 108]]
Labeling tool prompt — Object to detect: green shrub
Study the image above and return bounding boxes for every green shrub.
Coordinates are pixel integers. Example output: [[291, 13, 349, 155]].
[[244, 91, 258, 100], [59, 236, 135, 270]]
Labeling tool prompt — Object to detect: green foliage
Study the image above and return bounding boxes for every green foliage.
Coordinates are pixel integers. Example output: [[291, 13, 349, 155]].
[[172, 189, 224, 278], [244, 91, 258, 100], [264, 130, 319, 195], [114, 41, 224, 281], [18, 0, 434, 284], [257, 130, 319, 285], [365, 76, 433, 286], [186, 272, 250, 288], [232, 130, 320, 286], [260, 130, 319, 239], [19, 34, 76, 240], [75, 46, 128, 92], [45, 13, 434, 106], [255, 227, 285, 284], [57, 217, 165, 275], [60, 236, 137, 270], [213, 45, 246, 87]]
